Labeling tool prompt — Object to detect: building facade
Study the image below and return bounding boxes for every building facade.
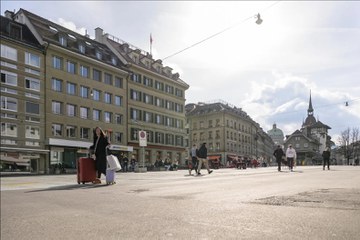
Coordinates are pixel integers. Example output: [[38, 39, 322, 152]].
[[186, 101, 274, 166], [1, 8, 189, 173], [267, 123, 284, 146], [95, 29, 189, 167], [1, 13, 47, 172]]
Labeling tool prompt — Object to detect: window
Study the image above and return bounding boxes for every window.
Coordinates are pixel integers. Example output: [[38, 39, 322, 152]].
[[52, 124, 62, 136], [104, 92, 112, 104], [130, 89, 141, 101], [79, 44, 85, 54], [1, 96, 17, 111], [67, 104, 76, 117], [1, 112, 17, 119], [115, 114, 122, 124], [67, 61, 76, 74], [104, 112, 112, 123], [25, 141, 40, 147], [96, 51, 102, 60], [67, 82, 76, 95], [25, 92, 40, 99], [144, 112, 153, 123], [25, 77, 40, 91], [51, 78, 62, 92], [80, 86, 89, 98], [52, 101, 62, 114], [114, 77, 123, 88], [111, 57, 117, 65], [25, 102, 40, 114], [1, 45, 17, 61], [114, 132, 122, 143], [93, 109, 101, 121], [175, 88, 183, 97], [1, 70, 17, 86], [1, 61, 17, 69], [130, 108, 141, 121], [104, 73, 112, 85], [1, 122, 17, 137], [25, 126, 40, 139], [131, 73, 141, 83], [144, 94, 153, 104], [155, 132, 164, 144], [92, 89, 100, 101], [143, 76, 153, 87], [25, 52, 40, 68], [155, 114, 162, 124], [52, 56, 62, 69], [66, 126, 76, 138], [304, 143, 308, 148], [155, 81, 164, 91], [59, 36, 67, 46], [115, 96, 122, 106], [80, 107, 89, 119], [80, 127, 90, 139], [25, 116, 40, 123], [93, 69, 101, 82], [1, 87, 17, 95], [80, 65, 89, 78]]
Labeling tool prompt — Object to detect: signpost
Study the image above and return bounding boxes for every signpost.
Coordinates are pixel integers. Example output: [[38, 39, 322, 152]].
[[137, 130, 147, 173]]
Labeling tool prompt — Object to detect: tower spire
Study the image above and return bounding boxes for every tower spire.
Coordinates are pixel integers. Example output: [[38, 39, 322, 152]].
[[308, 90, 314, 116]]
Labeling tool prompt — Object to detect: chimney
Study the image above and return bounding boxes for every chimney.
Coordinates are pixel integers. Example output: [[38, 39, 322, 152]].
[[95, 27, 103, 43]]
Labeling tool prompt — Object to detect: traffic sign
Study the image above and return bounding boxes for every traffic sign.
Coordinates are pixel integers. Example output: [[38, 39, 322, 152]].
[[139, 130, 147, 147]]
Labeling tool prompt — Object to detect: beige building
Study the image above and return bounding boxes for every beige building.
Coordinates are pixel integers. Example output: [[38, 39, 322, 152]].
[[1, 13, 48, 173], [95, 29, 190, 167], [186, 101, 274, 167], [1, 8, 189, 173]]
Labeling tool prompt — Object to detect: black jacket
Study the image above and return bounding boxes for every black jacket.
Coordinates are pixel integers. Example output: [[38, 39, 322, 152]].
[[197, 144, 207, 158], [273, 148, 284, 161]]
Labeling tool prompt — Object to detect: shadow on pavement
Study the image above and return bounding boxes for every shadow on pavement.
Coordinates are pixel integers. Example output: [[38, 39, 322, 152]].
[[25, 183, 109, 193]]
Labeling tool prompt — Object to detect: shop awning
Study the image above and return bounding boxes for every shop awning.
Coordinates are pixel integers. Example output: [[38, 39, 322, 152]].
[[208, 156, 220, 161]]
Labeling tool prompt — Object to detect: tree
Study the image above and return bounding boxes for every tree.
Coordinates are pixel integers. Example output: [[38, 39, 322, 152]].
[[338, 127, 360, 165]]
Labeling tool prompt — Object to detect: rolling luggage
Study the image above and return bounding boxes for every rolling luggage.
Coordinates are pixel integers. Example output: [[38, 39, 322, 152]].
[[106, 168, 116, 185], [77, 157, 97, 184]]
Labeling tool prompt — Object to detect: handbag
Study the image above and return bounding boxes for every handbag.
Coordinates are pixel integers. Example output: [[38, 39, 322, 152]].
[[91, 137, 100, 160], [107, 154, 122, 171]]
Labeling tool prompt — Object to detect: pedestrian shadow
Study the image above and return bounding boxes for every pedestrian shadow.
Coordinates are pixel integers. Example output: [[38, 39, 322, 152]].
[[25, 183, 109, 193]]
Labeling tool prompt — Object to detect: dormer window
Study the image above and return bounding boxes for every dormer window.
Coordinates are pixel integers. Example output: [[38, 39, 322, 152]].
[[157, 66, 161, 72], [68, 34, 76, 40], [79, 44, 85, 54], [59, 36, 67, 46], [111, 57, 117, 66], [96, 51, 102, 60]]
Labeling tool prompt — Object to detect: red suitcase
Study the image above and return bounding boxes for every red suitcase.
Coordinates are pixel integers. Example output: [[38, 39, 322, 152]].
[[77, 157, 97, 184]]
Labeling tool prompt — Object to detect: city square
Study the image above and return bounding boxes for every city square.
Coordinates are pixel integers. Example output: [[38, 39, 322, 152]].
[[1, 166, 360, 239]]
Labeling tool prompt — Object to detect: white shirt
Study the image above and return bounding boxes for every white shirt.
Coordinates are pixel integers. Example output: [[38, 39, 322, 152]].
[[286, 147, 297, 158]]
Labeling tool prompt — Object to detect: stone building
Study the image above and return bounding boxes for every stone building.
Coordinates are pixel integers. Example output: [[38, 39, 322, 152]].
[[284, 92, 332, 165], [267, 123, 285, 146], [1, 8, 189, 173], [186, 101, 274, 166]]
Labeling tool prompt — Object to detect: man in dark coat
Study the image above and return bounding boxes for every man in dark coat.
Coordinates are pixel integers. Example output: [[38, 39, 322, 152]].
[[196, 143, 213, 175], [322, 147, 331, 170], [273, 145, 285, 172]]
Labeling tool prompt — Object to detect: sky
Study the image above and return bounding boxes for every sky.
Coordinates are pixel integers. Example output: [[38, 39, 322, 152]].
[[1, 1, 360, 145]]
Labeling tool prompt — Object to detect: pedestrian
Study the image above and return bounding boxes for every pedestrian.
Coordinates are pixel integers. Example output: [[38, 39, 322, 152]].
[[92, 126, 110, 184], [189, 144, 198, 175], [273, 145, 285, 172], [286, 144, 297, 172], [122, 154, 129, 172], [197, 143, 213, 175], [322, 147, 331, 170]]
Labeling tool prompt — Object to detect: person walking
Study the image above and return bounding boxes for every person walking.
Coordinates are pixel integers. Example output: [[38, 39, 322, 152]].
[[322, 147, 331, 170], [93, 126, 110, 184], [189, 144, 199, 175], [286, 144, 297, 172], [122, 154, 129, 172], [197, 143, 213, 175], [273, 145, 285, 172]]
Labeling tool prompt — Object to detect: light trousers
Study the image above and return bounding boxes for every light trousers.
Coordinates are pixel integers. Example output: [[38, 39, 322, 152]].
[[197, 157, 210, 173]]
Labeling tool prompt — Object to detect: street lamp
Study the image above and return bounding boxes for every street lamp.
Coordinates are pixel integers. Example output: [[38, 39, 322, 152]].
[[255, 13, 263, 25]]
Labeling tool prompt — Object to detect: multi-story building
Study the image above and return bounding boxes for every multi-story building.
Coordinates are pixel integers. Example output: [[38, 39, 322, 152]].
[[186, 101, 274, 166], [267, 123, 285, 146], [1, 8, 189, 173], [1, 12, 47, 172], [95, 29, 190, 167]]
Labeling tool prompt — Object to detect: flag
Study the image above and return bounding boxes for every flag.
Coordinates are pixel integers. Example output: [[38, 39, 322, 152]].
[[150, 33, 153, 45]]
